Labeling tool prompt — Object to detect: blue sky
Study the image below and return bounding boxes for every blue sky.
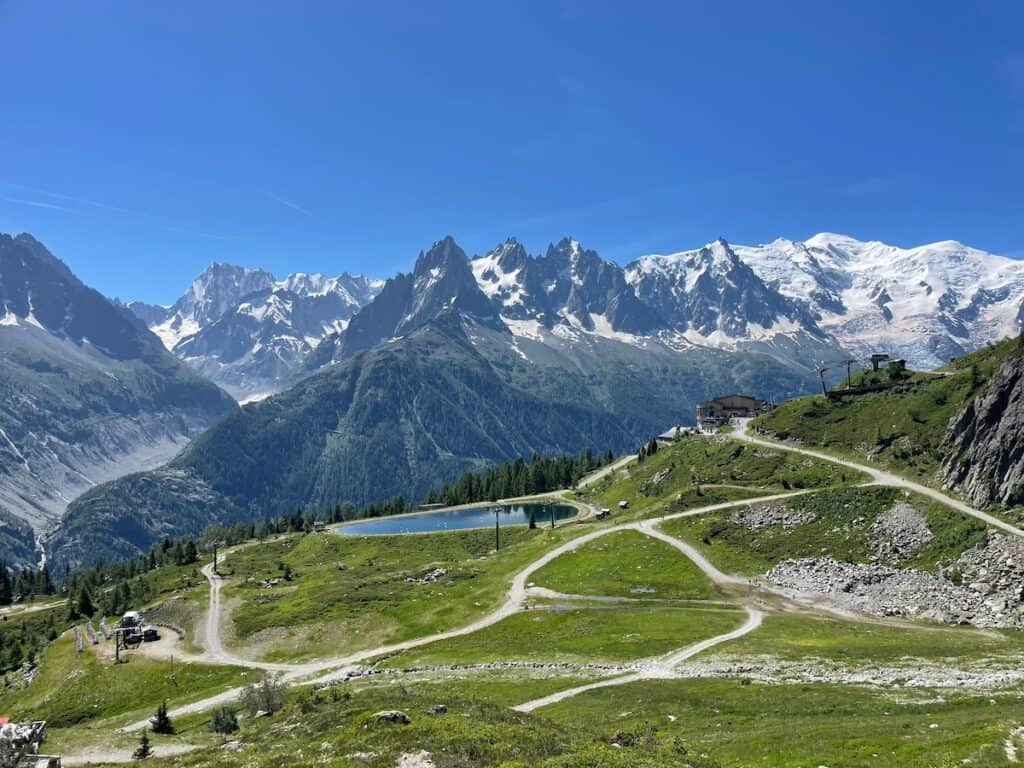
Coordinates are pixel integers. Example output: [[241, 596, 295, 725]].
[[1, 1, 1022, 304]]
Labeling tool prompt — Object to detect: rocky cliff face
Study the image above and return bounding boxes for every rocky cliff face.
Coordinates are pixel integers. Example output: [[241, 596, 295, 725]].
[[942, 349, 1024, 508]]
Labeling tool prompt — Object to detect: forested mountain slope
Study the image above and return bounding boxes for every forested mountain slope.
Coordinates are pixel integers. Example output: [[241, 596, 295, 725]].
[[51, 299, 819, 571]]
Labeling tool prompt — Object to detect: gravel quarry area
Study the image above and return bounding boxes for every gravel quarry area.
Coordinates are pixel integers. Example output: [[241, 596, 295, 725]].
[[765, 532, 1024, 629]]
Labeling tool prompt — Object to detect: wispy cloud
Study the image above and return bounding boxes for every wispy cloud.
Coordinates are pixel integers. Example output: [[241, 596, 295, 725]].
[[4, 182, 141, 216], [0, 180, 254, 246], [0, 195, 70, 212], [265, 191, 312, 217]]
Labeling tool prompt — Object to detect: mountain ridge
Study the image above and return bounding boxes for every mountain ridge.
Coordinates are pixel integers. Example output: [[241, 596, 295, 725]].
[[51, 236, 830, 570], [0, 233, 237, 565], [128, 261, 383, 400], [133, 232, 1024, 400]]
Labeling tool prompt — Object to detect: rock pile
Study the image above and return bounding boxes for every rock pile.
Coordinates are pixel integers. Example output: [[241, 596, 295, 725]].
[[766, 533, 1024, 629], [869, 503, 933, 561], [406, 568, 447, 585], [950, 533, 1024, 614], [731, 504, 816, 531]]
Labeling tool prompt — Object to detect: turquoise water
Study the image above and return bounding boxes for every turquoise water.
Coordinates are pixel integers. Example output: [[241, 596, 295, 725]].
[[335, 502, 577, 536]]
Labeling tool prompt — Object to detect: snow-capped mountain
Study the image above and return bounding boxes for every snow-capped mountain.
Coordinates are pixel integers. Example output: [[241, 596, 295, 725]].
[[467, 235, 841, 372], [134, 232, 1024, 404], [733, 234, 1024, 369], [469, 232, 1024, 371], [472, 236, 661, 334], [625, 238, 825, 344], [312, 235, 843, 381], [130, 264, 382, 401], [0, 233, 236, 565], [130, 263, 277, 349]]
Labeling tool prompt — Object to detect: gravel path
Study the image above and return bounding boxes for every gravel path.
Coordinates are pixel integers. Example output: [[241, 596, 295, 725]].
[[734, 419, 1024, 539], [121, 489, 805, 731], [123, 422, 1021, 729], [512, 520, 764, 712]]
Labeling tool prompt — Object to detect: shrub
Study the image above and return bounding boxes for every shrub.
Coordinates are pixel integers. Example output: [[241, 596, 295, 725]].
[[240, 673, 288, 715]]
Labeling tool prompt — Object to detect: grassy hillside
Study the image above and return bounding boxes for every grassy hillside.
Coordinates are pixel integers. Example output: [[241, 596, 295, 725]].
[[221, 524, 582, 662], [662, 486, 987, 577], [530, 529, 720, 600], [752, 337, 1024, 488], [707, 612, 1024, 664], [542, 677, 1024, 768], [384, 603, 746, 667], [579, 433, 865, 521], [0, 633, 246, 729]]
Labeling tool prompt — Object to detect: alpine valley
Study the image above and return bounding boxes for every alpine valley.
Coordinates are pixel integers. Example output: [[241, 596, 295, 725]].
[[0, 234, 236, 567], [1, 230, 1023, 569]]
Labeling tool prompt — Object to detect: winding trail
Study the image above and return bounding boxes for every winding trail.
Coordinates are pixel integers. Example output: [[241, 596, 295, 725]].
[[733, 418, 1024, 539], [121, 490, 804, 731], [513, 606, 763, 712], [513, 518, 764, 713], [576, 453, 635, 488], [123, 420, 1024, 727]]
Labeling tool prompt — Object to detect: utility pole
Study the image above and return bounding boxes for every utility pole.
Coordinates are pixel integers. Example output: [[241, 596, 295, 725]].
[[842, 358, 858, 389], [814, 363, 830, 396], [494, 507, 500, 551], [213, 542, 218, 575], [549, 502, 555, 529]]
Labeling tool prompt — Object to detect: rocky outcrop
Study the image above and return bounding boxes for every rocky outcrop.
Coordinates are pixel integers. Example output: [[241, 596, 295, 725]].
[[941, 351, 1024, 508]]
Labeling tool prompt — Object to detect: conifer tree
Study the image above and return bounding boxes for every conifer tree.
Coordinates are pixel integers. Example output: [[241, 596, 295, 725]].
[[133, 729, 153, 759], [77, 586, 95, 618], [151, 700, 175, 734], [0, 562, 12, 605]]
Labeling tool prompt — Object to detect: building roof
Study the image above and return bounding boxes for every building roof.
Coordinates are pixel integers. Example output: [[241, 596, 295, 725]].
[[697, 394, 769, 408]]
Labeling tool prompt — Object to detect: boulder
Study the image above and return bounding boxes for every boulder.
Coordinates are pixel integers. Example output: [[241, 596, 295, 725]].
[[372, 710, 411, 725]]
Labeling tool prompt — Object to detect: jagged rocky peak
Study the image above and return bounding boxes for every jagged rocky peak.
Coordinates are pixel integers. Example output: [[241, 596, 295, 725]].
[[312, 235, 503, 366], [179, 262, 277, 323], [480, 237, 529, 272], [405, 236, 500, 330], [414, 235, 464, 272]]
